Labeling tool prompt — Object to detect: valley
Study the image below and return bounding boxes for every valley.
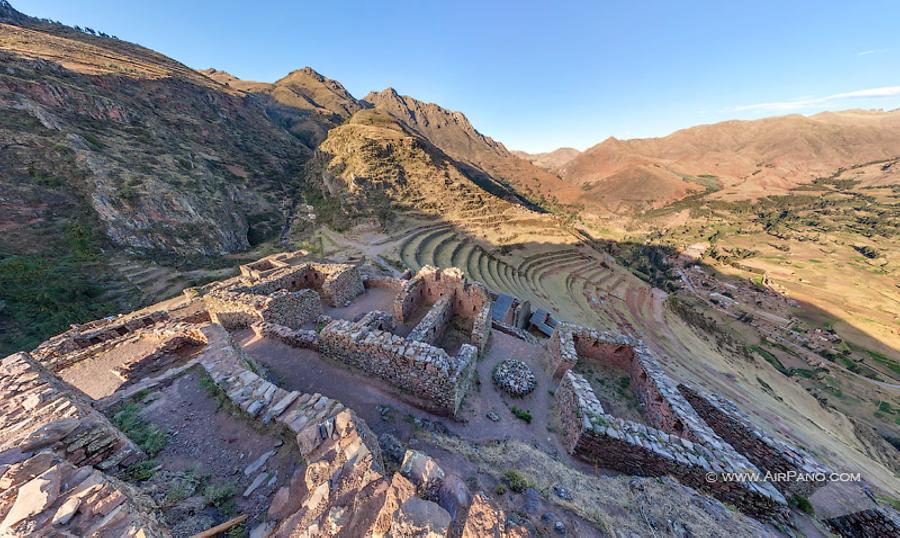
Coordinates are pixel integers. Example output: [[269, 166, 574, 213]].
[[0, 1, 898, 536]]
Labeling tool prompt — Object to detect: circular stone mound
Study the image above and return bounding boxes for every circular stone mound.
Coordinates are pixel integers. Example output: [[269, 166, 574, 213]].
[[493, 359, 537, 397]]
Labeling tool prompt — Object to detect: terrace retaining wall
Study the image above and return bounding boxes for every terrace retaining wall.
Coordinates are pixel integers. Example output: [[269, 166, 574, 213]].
[[824, 506, 900, 537]]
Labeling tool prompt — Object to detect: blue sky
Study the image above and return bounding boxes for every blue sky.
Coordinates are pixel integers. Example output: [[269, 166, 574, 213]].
[[14, 0, 900, 152]]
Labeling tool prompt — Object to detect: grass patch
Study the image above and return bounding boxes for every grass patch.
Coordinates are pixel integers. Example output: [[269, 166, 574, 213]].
[[790, 495, 815, 515], [751, 344, 790, 376], [510, 406, 532, 423], [121, 459, 158, 482], [199, 370, 229, 409], [112, 403, 167, 457], [503, 469, 534, 493], [790, 368, 817, 379], [204, 482, 238, 515]]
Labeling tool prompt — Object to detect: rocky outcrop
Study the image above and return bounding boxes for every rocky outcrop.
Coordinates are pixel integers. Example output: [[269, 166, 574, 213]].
[[0, 453, 168, 537], [0, 352, 144, 472]]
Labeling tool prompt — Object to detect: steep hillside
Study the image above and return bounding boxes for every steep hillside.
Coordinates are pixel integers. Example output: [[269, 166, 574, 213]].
[[363, 88, 581, 209], [202, 66, 361, 147], [0, 4, 320, 352], [562, 110, 900, 211], [512, 147, 580, 173]]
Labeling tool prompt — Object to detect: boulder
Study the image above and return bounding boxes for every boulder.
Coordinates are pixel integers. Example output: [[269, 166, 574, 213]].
[[437, 474, 471, 519], [400, 450, 445, 494], [460, 493, 505, 538], [371, 473, 416, 537], [391, 497, 451, 537]]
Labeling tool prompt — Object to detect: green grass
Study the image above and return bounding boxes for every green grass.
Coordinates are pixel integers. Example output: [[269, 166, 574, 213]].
[[204, 482, 237, 515], [791, 368, 817, 379], [121, 459, 158, 482], [790, 495, 815, 515], [502, 469, 534, 493], [862, 347, 900, 377], [111, 403, 167, 457], [751, 345, 790, 376], [510, 406, 532, 423]]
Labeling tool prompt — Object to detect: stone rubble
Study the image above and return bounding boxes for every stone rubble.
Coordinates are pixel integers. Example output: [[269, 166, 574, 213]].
[[492, 359, 537, 397]]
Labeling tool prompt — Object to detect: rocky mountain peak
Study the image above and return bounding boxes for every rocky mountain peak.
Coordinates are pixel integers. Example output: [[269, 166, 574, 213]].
[[0, 1, 28, 22]]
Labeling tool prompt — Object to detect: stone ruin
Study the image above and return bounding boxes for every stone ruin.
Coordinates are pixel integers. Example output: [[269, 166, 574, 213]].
[[2, 251, 897, 537], [547, 322, 787, 520], [257, 266, 489, 417], [0, 255, 523, 537], [203, 261, 365, 330]]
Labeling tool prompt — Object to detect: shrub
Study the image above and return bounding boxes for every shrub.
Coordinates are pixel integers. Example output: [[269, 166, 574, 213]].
[[112, 403, 167, 457], [204, 482, 237, 515], [503, 470, 534, 493], [791, 495, 815, 515], [511, 406, 532, 423], [121, 459, 157, 482]]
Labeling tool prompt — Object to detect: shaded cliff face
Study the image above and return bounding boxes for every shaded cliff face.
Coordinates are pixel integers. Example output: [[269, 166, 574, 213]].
[[0, 6, 326, 353], [0, 18, 317, 258]]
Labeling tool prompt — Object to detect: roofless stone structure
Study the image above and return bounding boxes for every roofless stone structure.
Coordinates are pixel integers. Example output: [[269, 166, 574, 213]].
[[1, 251, 892, 536]]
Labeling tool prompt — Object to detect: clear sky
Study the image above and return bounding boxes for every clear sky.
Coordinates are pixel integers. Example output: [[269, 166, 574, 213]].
[[14, 0, 900, 152]]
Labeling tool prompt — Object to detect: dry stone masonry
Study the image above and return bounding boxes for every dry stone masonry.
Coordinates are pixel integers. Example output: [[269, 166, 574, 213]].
[[492, 359, 537, 397], [549, 322, 788, 520], [393, 266, 492, 354], [4, 251, 890, 536], [318, 317, 477, 416], [0, 352, 145, 473], [678, 383, 831, 498]]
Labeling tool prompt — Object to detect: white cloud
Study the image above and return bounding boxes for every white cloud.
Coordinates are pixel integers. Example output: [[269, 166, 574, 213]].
[[858, 49, 888, 56], [733, 86, 900, 112]]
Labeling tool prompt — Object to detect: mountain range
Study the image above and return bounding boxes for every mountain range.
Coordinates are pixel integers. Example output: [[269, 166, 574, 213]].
[[519, 109, 900, 212]]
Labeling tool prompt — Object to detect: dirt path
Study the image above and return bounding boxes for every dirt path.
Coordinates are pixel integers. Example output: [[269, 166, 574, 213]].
[[134, 368, 301, 536]]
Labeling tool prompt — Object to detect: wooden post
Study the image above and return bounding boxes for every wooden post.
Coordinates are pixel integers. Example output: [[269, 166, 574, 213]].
[[189, 514, 248, 538]]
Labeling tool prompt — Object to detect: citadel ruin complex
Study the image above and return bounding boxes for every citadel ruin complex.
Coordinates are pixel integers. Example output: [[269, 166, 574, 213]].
[[1, 252, 897, 537]]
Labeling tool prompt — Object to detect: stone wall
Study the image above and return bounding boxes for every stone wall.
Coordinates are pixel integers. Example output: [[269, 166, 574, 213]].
[[195, 324, 381, 461], [255, 322, 319, 350], [679, 384, 831, 498], [0, 352, 145, 473], [33, 322, 205, 377], [547, 322, 730, 449], [555, 371, 787, 521], [408, 297, 453, 345], [32, 311, 169, 369], [824, 506, 900, 537], [242, 263, 364, 307], [204, 288, 323, 330], [318, 318, 477, 416], [393, 266, 492, 354], [365, 275, 405, 292]]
